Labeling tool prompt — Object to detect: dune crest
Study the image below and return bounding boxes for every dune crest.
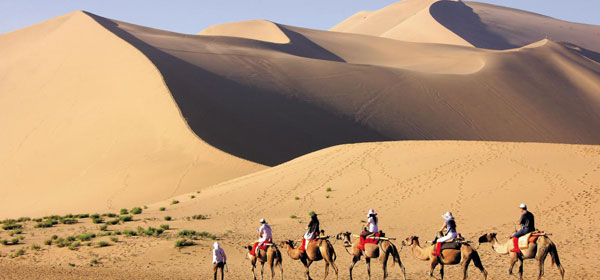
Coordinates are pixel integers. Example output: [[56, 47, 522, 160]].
[[199, 20, 290, 44]]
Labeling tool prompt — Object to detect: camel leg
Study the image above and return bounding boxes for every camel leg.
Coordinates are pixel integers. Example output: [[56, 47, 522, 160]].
[[366, 258, 371, 280], [251, 263, 257, 280], [536, 246, 549, 280], [508, 255, 518, 275], [462, 256, 471, 280], [261, 262, 265, 280], [321, 248, 338, 280], [349, 255, 360, 280], [440, 265, 445, 280], [518, 258, 524, 280], [429, 258, 439, 279], [471, 251, 487, 280], [324, 261, 329, 280], [382, 254, 389, 280]]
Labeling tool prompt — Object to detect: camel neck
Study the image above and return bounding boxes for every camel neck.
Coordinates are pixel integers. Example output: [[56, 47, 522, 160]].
[[491, 237, 509, 254], [410, 240, 430, 260]]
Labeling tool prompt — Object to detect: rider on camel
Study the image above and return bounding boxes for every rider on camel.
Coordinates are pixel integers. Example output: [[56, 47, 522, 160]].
[[360, 209, 379, 238], [433, 211, 457, 256], [510, 203, 535, 253], [252, 218, 272, 256], [301, 213, 320, 251]]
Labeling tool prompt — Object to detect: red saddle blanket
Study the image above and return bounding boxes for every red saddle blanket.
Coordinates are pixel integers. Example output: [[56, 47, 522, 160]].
[[359, 232, 380, 251], [250, 242, 273, 256], [300, 238, 316, 252]]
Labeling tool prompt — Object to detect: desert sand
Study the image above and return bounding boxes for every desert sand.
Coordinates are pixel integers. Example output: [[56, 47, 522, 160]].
[[1, 0, 600, 278]]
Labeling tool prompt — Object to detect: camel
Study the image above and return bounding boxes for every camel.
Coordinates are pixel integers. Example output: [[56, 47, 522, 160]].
[[244, 243, 283, 280], [279, 238, 339, 280], [478, 233, 565, 280], [402, 236, 487, 280], [336, 231, 406, 280]]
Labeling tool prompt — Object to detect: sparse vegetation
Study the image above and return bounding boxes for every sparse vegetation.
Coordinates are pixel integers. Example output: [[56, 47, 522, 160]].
[[137, 226, 164, 237], [123, 229, 137, 236], [174, 239, 194, 248], [290, 215, 298, 219], [103, 213, 117, 218], [110, 237, 118, 243], [96, 241, 109, 247], [91, 217, 104, 224], [60, 218, 78, 224], [191, 214, 208, 220], [68, 241, 81, 250], [120, 209, 129, 215], [171, 200, 179, 205], [90, 259, 99, 265], [190, 195, 195, 199], [44, 239, 52, 245], [76, 213, 89, 218], [119, 215, 133, 222], [159, 224, 170, 230], [77, 233, 96, 241], [294, 196, 300, 200], [164, 216, 172, 221], [159, 207, 166, 211], [17, 217, 31, 222], [105, 219, 119, 225], [34, 220, 55, 228], [2, 221, 23, 230], [90, 213, 100, 219], [326, 195, 330, 199], [308, 210, 316, 216], [10, 248, 25, 258], [99, 224, 108, 231], [32, 243, 41, 250], [130, 207, 142, 215]]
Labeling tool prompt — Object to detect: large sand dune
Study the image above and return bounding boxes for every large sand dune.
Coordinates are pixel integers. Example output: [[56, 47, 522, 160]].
[[0, 11, 265, 217], [2, 2, 600, 217], [333, 0, 600, 52]]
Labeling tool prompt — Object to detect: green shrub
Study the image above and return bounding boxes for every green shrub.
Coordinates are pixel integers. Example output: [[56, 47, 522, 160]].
[[174, 239, 194, 248], [119, 215, 133, 222], [51, 235, 58, 240], [18, 236, 25, 241], [61, 218, 78, 224], [137, 226, 164, 237], [0, 240, 8, 245], [14, 229, 22, 234], [130, 207, 142, 215], [143, 206, 148, 209], [290, 215, 297, 219], [191, 214, 208, 220], [110, 237, 118, 243], [294, 196, 300, 200], [33, 218, 43, 222], [326, 187, 332, 192], [326, 195, 330, 199], [66, 236, 76, 242], [178, 230, 197, 237], [68, 241, 81, 250], [77, 233, 96, 241], [114, 230, 122, 235], [123, 230, 137, 236], [76, 213, 89, 218], [17, 217, 31, 222], [164, 216, 172, 221], [2, 222, 23, 230], [35, 220, 54, 228], [11, 238, 19, 245], [10, 248, 24, 258], [199, 232, 217, 240], [99, 224, 108, 231], [190, 195, 195, 199], [44, 239, 52, 246], [96, 241, 109, 247], [103, 213, 117, 218], [159, 207, 166, 211], [171, 200, 179, 205], [159, 224, 170, 230], [91, 217, 104, 224], [90, 213, 100, 219], [120, 209, 128, 215], [106, 219, 119, 225]]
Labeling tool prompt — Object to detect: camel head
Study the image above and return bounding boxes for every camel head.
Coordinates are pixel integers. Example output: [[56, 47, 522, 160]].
[[335, 231, 352, 246], [279, 240, 295, 249], [402, 235, 419, 246], [478, 233, 497, 243], [244, 245, 253, 252]]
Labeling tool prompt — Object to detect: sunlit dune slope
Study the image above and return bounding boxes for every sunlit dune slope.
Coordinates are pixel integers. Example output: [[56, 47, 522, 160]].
[[0, 11, 264, 217], [157, 141, 600, 278], [198, 20, 290, 44]]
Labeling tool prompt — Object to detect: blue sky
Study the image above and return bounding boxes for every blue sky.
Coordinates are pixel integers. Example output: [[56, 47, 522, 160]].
[[1, 0, 598, 35]]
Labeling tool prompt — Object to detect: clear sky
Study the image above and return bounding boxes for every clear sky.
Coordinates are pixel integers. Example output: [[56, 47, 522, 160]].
[[1, 0, 598, 35]]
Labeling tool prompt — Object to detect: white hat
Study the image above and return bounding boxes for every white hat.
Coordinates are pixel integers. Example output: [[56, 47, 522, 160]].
[[519, 203, 527, 209], [260, 218, 266, 223], [442, 212, 454, 220], [367, 209, 377, 217], [213, 242, 220, 249]]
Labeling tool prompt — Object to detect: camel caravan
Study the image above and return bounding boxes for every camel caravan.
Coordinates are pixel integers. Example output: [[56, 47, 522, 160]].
[[212, 205, 564, 280]]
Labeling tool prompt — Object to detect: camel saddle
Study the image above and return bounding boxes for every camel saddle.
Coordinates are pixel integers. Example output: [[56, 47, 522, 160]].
[[359, 232, 383, 251], [518, 231, 544, 249]]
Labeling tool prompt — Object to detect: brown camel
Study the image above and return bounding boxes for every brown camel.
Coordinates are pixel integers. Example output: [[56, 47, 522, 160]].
[[335, 232, 406, 280], [478, 233, 565, 280], [244, 244, 283, 280], [279, 238, 339, 280], [402, 236, 487, 280]]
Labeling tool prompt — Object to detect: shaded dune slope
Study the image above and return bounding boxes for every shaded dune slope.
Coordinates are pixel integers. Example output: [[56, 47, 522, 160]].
[[0, 11, 264, 217], [91, 13, 600, 150]]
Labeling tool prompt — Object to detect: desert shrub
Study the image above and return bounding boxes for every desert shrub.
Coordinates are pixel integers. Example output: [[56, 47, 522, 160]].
[[91, 217, 104, 224], [90, 259, 99, 265], [159, 224, 170, 230], [10, 248, 24, 258], [44, 239, 52, 246], [294, 196, 300, 200], [178, 230, 197, 237], [68, 241, 81, 250], [86, 242, 92, 246], [143, 206, 148, 209], [123, 229, 137, 236], [130, 207, 142, 215], [0, 240, 8, 245], [14, 229, 22, 234], [290, 215, 297, 219], [75, 213, 89, 218], [99, 224, 108, 231], [103, 213, 117, 218], [159, 207, 166, 211], [120, 209, 128, 215], [96, 241, 109, 247], [164, 216, 172, 221], [2, 222, 22, 230], [174, 239, 194, 248], [170, 200, 179, 205], [17, 217, 31, 222], [326, 187, 332, 192], [35, 220, 54, 228], [66, 236, 76, 242], [105, 219, 119, 225], [326, 195, 330, 199], [199, 232, 217, 240], [137, 226, 164, 237], [18, 236, 24, 241], [90, 213, 100, 219], [114, 230, 122, 235], [110, 237, 118, 243], [119, 215, 133, 222], [191, 214, 208, 220], [55, 238, 67, 248], [61, 218, 78, 224], [190, 195, 195, 199], [63, 214, 74, 218], [33, 218, 43, 222], [76, 233, 96, 241], [51, 235, 58, 240]]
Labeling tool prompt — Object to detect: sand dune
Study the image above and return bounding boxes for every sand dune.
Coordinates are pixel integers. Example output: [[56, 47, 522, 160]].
[[0, 11, 264, 217], [333, 0, 600, 52], [2, 141, 597, 279], [198, 20, 290, 44], [2, 6, 600, 217]]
